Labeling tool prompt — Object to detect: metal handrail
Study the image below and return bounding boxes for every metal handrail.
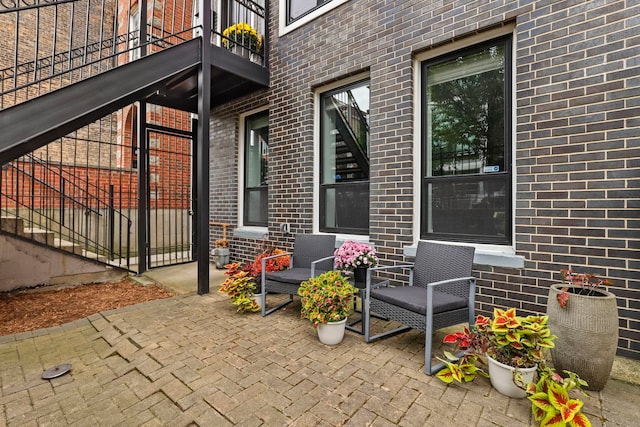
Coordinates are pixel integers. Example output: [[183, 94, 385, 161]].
[[1, 153, 132, 265]]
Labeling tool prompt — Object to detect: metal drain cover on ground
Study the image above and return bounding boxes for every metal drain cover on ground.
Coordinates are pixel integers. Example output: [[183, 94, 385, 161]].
[[41, 363, 72, 380]]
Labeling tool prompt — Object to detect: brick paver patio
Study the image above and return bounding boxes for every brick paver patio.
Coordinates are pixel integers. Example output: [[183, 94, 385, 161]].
[[1, 290, 639, 426]]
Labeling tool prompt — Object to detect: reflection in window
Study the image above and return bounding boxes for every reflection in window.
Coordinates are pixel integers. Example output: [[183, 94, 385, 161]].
[[422, 37, 511, 244], [288, 0, 331, 24], [319, 80, 369, 235], [244, 111, 268, 226]]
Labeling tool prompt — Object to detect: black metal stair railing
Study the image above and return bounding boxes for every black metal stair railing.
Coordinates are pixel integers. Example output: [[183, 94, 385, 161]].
[[1, 152, 133, 268]]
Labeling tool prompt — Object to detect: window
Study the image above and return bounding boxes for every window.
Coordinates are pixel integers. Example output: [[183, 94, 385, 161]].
[[287, 0, 330, 24], [129, 3, 140, 61], [244, 111, 269, 226], [280, 0, 348, 33], [319, 80, 370, 235], [421, 36, 512, 245]]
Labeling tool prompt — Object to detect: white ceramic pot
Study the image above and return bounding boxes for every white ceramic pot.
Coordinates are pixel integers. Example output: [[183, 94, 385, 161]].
[[487, 356, 536, 398], [317, 318, 347, 345]]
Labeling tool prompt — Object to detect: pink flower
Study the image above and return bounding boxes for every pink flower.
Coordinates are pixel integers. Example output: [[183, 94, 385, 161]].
[[334, 240, 379, 271]]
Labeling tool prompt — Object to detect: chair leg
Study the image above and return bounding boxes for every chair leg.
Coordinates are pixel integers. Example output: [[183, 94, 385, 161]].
[[363, 294, 411, 342], [424, 313, 448, 375], [262, 293, 293, 316]]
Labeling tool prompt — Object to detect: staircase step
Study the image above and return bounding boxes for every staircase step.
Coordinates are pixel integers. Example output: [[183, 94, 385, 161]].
[[82, 249, 109, 263], [23, 227, 56, 245], [1, 216, 26, 236], [54, 237, 83, 255]]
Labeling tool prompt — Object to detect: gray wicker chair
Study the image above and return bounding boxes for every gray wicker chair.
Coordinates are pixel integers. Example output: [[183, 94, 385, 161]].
[[363, 241, 476, 374], [260, 234, 336, 316]]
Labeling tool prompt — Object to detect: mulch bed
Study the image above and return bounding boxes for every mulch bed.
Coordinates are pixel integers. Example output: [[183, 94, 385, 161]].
[[0, 278, 175, 336]]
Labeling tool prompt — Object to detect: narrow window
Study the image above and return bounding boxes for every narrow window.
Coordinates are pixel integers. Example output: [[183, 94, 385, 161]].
[[421, 36, 512, 244], [244, 111, 269, 226], [319, 80, 370, 235]]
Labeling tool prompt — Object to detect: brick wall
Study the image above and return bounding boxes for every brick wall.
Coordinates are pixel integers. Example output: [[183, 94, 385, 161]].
[[210, 92, 270, 262], [210, 0, 639, 358]]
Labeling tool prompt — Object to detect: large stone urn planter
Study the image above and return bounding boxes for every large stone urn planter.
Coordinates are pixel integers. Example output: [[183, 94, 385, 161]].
[[547, 284, 618, 391]]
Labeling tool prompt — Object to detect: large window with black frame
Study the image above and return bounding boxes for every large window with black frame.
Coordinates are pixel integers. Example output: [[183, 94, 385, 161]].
[[320, 79, 370, 235], [244, 111, 269, 226], [421, 36, 512, 245]]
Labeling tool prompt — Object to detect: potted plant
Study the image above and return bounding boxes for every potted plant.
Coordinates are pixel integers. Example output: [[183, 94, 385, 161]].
[[219, 262, 259, 313], [219, 246, 289, 313], [437, 308, 556, 398], [298, 270, 358, 345], [526, 364, 591, 427], [547, 267, 618, 391], [334, 240, 379, 283], [222, 22, 262, 56]]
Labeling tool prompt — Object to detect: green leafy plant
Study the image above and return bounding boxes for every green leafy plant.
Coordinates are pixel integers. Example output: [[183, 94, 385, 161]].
[[219, 262, 259, 313], [526, 365, 591, 427], [298, 270, 357, 327], [222, 22, 262, 52], [436, 308, 591, 426], [557, 267, 613, 308], [437, 308, 556, 383], [218, 246, 290, 313]]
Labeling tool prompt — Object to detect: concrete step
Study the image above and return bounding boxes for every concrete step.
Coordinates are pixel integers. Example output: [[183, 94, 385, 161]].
[[82, 248, 109, 263], [54, 237, 83, 255], [0, 215, 25, 236], [23, 227, 56, 245]]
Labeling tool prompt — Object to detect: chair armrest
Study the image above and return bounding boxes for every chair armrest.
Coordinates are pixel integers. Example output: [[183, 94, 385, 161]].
[[426, 276, 476, 290], [261, 252, 292, 275], [368, 264, 414, 273], [310, 255, 335, 276], [364, 264, 415, 293], [426, 276, 477, 308]]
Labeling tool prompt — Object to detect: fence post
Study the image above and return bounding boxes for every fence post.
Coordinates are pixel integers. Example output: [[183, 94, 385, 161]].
[[109, 184, 115, 261]]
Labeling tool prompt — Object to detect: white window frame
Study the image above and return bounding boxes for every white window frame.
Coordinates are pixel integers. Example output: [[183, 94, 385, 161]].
[[279, 0, 349, 36], [313, 72, 369, 242], [411, 25, 524, 268]]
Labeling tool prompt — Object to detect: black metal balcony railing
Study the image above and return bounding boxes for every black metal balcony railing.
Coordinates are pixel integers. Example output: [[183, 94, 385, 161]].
[[0, 0, 267, 110]]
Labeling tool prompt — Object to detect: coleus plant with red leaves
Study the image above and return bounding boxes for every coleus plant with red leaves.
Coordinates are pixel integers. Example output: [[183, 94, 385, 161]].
[[437, 308, 556, 380], [526, 364, 591, 427], [557, 268, 613, 309]]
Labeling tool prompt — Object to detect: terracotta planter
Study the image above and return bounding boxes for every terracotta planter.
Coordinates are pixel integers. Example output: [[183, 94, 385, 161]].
[[487, 356, 536, 398], [317, 318, 347, 345], [547, 284, 618, 391]]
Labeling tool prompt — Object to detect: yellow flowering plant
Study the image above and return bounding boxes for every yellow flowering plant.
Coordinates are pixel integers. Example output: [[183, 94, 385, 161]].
[[222, 22, 262, 52]]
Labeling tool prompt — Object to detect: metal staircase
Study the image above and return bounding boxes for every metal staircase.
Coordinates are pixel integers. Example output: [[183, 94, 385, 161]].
[[0, 0, 269, 283]]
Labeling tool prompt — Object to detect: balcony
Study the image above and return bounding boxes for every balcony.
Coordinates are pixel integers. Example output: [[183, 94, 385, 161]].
[[0, 0, 269, 162]]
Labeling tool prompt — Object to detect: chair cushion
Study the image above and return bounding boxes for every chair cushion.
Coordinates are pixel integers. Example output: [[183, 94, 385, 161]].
[[370, 286, 467, 315], [265, 268, 328, 284]]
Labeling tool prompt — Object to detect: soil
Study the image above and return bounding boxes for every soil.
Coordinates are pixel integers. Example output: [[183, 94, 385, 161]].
[[0, 278, 175, 336]]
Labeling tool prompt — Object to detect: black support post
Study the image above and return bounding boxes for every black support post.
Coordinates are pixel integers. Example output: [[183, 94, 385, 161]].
[[196, 0, 211, 295], [137, 101, 148, 274]]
